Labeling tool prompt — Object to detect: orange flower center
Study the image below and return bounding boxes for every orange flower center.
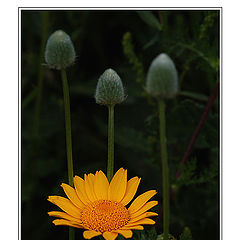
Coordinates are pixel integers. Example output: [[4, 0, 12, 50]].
[[80, 200, 130, 232]]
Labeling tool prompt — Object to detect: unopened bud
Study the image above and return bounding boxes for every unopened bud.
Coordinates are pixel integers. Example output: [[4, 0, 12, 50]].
[[45, 30, 76, 70], [146, 53, 178, 99], [95, 69, 125, 106]]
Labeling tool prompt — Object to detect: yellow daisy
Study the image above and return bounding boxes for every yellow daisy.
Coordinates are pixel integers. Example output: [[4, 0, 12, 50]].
[[48, 168, 158, 240]]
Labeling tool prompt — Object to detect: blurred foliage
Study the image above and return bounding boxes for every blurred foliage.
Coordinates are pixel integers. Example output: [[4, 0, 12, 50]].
[[21, 10, 219, 240], [122, 32, 145, 87], [157, 234, 176, 240], [179, 227, 192, 240]]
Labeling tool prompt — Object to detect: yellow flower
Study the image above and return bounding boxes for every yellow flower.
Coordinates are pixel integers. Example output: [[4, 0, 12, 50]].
[[48, 168, 158, 240]]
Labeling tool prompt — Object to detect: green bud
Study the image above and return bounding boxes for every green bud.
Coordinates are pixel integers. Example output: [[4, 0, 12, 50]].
[[45, 30, 76, 70], [146, 53, 178, 99], [95, 69, 125, 106]]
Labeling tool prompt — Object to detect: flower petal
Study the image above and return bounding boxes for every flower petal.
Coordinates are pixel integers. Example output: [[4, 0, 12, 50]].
[[129, 212, 158, 223], [83, 230, 102, 239], [120, 225, 144, 230], [48, 211, 82, 224], [52, 219, 82, 228], [125, 218, 155, 227], [47, 196, 81, 218], [94, 171, 109, 200], [130, 200, 158, 219], [128, 190, 157, 214], [108, 168, 127, 202], [74, 176, 91, 204], [115, 229, 133, 238], [121, 177, 141, 206], [61, 183, 85, 208], [102, 232, 118, 240], [84, 174, 98, 202]]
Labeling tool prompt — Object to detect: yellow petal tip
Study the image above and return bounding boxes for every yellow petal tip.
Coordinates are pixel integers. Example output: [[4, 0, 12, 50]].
[[52, 220, 58, 225], [47, 196, 54, 202]]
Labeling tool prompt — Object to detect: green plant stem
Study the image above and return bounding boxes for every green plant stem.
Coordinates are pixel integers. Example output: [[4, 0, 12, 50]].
[[61, 69, 74, 186], [61, 69, 74, 240], [69, 228, 74, 240], [158, 99, 169, 240], [107, 105, 114, 181], [33, 11, 49, 139]]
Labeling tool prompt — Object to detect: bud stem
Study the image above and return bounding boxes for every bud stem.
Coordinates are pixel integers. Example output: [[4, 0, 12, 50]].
[[61, 69, 75, 240], [61, 69, 74, 186], [69, 228, 74, 240], [158, 99, 169, 240], [107, 105, 115, 181], [33, 11, 49, 140]]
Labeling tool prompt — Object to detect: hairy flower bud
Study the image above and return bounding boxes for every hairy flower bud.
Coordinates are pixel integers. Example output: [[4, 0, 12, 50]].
[[45, 30, 76, 70], [95, 69, 125, 106], [146, 53, 178, 99]]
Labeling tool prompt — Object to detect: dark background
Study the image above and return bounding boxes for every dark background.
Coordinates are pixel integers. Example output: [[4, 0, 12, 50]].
[[21, 10, 220, 240]]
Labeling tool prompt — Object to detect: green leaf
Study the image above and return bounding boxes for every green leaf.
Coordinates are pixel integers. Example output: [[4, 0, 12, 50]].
[[122, 32, 145, 85], [177, 158, 197, 186], [176, 156, 218, 186], [143, 33, 159, 50], [137, 11, 162, 31], [147, 228, 158, 240], [176, 42, 217, 72], [179, 227, 193, 240], [133, 230, 146, 240]]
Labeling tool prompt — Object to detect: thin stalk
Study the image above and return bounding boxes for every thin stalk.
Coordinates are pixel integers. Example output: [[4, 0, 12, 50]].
[[61, 69, 74, 186], [107, 105, 114, 181], [69, 228, 74, 240], [156, 81, 220, 229], [61, 69, 74, 240], [158, 99, 169, 240], [33, 11, 49, 139], [175, 81, 219, 179]]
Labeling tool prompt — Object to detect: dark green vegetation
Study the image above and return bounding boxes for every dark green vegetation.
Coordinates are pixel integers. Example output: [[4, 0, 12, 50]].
[[21, 10, 220, 240]]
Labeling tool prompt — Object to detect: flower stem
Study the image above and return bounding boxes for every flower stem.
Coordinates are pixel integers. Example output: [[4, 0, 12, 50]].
[[158, 99, 169, 240], [33, 11, 49, 140], [69, 228, 74, 240], [107, 105, 114, 181], [61, 69, 74, 240], [61, 69, 74, 186], [175, 81, 220, 179]]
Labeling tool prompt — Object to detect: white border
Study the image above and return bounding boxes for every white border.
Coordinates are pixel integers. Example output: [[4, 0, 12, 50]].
[[17, 0, 223, 8], [17, 7, 222, 240], [219, 8, 222, 240], [19, 7, 221, 10], [18, 8, 21, 240]]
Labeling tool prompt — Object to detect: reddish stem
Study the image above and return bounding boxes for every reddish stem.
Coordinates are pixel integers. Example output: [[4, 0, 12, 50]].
[[155, 81, 219, 225], [175, 81, 219, 179]]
